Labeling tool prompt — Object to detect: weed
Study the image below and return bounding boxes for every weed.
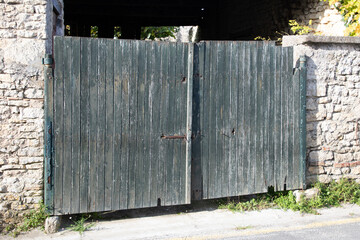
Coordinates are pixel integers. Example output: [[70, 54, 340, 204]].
[[17, 202, 49, 232], [67, 215, 95, 235], [220, 178, 360, 214], [235, 225, 253, 230], [6, 201, 49, 237]]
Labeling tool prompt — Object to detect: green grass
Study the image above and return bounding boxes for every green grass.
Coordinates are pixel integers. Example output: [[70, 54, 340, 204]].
[[5, 201, 49, 237], [235, 225, 253, 230], [219, 178, 360, 214], [67, 215, 95, 235]]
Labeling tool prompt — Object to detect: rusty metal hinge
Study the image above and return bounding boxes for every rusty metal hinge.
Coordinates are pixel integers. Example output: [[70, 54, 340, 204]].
[[161, 134, 186, 140]]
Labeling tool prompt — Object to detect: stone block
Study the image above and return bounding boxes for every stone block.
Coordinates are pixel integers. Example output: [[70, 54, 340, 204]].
[[45, 216, 61, 234], [293, 188, 320, 203]]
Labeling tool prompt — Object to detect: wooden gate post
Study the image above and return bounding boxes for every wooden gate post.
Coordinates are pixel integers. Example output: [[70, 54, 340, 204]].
[[43, 54, 54, 214]]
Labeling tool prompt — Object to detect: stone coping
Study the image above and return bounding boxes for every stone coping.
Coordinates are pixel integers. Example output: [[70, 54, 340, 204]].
[[282, 35, 360, 47]]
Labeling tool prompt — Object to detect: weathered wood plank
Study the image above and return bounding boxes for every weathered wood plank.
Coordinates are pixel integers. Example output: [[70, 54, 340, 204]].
[[185, 43, 193, 204], [262, 43, 270, 191], [88, 38, 99, 212], [70, 37, 81, 214], [79, 38, 90, 213], [255, 41, 263, 193], [95, 38, 106, 212], [150, 41, 161, 206], [208, 41, 217, 198], [104, 39, 115, 211], [142, 41, 151, 207], [268, 44, 276, 189], [128, 40, 138, 209], [135, 40, 145, 208], [179, 43, 188, 203], [286, 48, 294, 190], [112, 39, 122, 210], [165, 42, 175, 206], [237, 42, 246, 195], [242, 41, 251, 195], [62, 37, 72, 214], [199, 42, 209, 199], [222, 42, 230, 197], [274, 46, 282, 191], [53, 37, 64, 214], [229, 42, 238, 196], [119, 40, 130, 210]]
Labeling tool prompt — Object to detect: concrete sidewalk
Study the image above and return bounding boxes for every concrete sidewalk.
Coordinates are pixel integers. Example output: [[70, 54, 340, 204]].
[[6, 204, 360, 240]]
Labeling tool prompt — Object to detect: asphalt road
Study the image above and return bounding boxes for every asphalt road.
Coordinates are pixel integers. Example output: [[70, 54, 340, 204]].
[[223, 222, 360, 240]]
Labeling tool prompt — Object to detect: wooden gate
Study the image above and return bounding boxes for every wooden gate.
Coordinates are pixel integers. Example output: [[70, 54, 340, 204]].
[[46, 37, 193, 215], [191, 41, 306, 200], [45, 38, 306, 215]]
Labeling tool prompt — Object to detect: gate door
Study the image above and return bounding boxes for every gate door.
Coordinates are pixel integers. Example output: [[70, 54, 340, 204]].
[[47, 37, 193, 215], [192, 41, 306, 200]]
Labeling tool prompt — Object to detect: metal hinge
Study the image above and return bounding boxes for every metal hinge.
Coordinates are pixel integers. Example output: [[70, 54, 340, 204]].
[[42, 54, 53, 67]]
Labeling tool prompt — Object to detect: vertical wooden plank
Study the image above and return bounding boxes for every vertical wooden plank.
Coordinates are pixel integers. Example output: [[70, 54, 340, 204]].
[[268, 44, 276, 189], [200, 42, 209, 199], [105, 39, 114, 211], [274, 46, 282, 191], [128, 40, 138, 209], [229, 42, 238, 196], [169, 42, 178, 205], [208, 42, 217, 198], [185, 43, 194, 204], [180, 43, 188, 203], [158, 42, 169, 205], [150, 41, 161, 206], [120, 40, 130, 210], [79, 38, 90, 213], [113, 39, 122, 210], [221, 43, 230, 197], [96, 38, 106, 212], [53, 37, 64, 214], [175, 42, 185, 204], [286, 48, 294, 190], [135, 41, 145, 208], [248, 41, 257, 194], [241, 42, 251, 195], [215, 42, 224, 198], [143, 41, 151, 207], [70, 37, 81, 214], [281, 47, 289, 191], [262, 43, 270, 192], [237, 42, 245, 195], [255, 42, 263, 193], [62, 37, 72, 214], [165, 42, 175, 206], [88, 38, 99, 212]]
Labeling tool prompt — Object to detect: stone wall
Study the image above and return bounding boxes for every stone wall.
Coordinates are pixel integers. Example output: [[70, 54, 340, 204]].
[[291, 0, 346, 36], [0, 0, 63, 230], [283, 36, 360, 185]]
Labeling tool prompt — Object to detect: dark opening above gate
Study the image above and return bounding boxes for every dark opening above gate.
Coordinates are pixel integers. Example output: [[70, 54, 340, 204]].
[[63, 0, 297, 40]]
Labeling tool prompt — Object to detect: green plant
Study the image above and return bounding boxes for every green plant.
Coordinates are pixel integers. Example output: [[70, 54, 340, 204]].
[[322, 0, 360, 36], [67, 215, 95, 235], [235, 225, 253, 230], [17, 202, 49, 232], [141, 26, 179, 40], [5, 202, 49, 237], [219, 178, 360, 215], [289, 20, 322, 35]]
